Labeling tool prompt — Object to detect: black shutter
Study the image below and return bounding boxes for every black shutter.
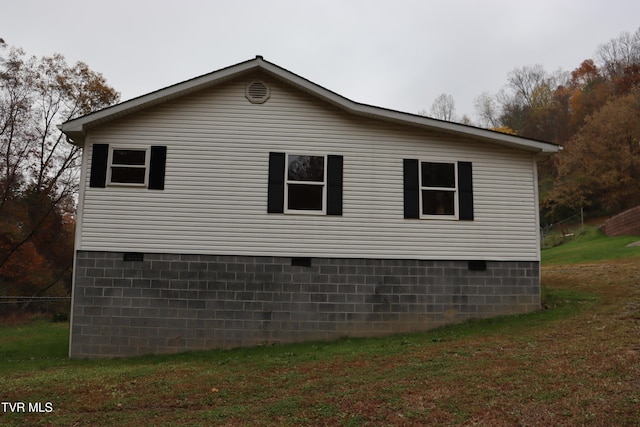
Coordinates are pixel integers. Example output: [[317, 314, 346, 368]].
[[267, 152, 285, 213], [89, 144, 109, 188], [148, 146, 167, 190], [458, 161, 474, 220], [326, 155, 343, 216], [403, 159, 420, 219]]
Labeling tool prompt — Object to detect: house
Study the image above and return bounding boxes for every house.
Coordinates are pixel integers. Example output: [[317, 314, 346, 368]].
[[60, 56, 560, 358]]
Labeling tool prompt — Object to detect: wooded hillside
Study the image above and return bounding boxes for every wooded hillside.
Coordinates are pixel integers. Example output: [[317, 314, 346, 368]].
[[472, 28, 640, 223]]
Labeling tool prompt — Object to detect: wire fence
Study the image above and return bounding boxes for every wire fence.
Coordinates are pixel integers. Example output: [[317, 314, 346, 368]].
[[541, 209, 585, 249], [0, 296, 71, 321]]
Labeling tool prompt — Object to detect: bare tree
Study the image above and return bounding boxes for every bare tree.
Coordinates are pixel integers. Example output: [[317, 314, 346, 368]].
[[473, 92, 500, 128], [506, 64, 547, 108], [0, 43, 119, 301], [458, 115, 474, 125], [429, 93, 456, 121], [596, 27, 640, 79]]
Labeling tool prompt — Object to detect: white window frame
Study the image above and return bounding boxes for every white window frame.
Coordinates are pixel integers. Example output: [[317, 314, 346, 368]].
[[106, 146, 150, 187], [284, 153, 327, 215], [419, 160, 458, 220]]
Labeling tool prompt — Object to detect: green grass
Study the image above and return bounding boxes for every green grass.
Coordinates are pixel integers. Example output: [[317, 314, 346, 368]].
[[0, 286, 600, 426], [541, 226, 640, 265], [0, 320, 70, 371]]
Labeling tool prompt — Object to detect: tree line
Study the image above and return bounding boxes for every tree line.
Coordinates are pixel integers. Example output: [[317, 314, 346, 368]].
[[429, 28, 640, 223], [1, 28, 639, 312], [0, 39, 119, 313]]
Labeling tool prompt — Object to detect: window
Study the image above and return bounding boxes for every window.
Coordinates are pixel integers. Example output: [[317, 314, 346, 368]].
[[286, 154, 326, 212], [403, 159, 473, 220], [420, 161, 457, 217], [267, 152, 343, 215], [108, 148, 149, 185], [90, 144, 167, 190]]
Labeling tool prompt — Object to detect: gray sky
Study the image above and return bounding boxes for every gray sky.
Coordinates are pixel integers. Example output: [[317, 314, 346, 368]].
[[2, 0, 639, 122]]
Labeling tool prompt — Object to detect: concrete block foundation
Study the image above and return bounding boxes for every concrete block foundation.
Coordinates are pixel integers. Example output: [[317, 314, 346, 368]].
[[70, 251, 540, 358]]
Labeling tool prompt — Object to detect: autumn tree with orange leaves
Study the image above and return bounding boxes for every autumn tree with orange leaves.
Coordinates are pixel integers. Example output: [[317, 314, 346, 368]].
[[0, 40, 119, 313], [474, 28, 640, 222], [549, 89, 640, 213]]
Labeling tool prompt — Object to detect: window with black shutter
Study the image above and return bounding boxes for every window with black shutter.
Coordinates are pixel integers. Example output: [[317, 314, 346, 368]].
[[89, 144, 166, 190], [268, 152, 343, 216], [404, 158, 474, 220]]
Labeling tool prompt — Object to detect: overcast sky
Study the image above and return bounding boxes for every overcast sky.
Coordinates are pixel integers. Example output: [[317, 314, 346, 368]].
[[2, 0, 639, 122]]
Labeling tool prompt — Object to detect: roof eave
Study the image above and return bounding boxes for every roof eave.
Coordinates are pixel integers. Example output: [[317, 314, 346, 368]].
[[60, 56, 561, 155], [60, 57, 264, 145], [345, 104, 560, 154], [256, 59, 560, 154]]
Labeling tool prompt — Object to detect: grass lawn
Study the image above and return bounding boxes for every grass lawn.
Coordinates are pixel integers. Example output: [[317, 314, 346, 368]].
[[1, 231, 639, 426], [542, 226, 640, 265]]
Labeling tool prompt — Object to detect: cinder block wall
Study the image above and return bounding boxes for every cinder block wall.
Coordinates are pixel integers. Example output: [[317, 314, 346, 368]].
[[70, 251, 540, 358], [602, 205, 640, 237]]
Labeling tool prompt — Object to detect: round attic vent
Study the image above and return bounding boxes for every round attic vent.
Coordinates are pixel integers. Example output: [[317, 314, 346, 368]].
[[245, 81, 270, 104]]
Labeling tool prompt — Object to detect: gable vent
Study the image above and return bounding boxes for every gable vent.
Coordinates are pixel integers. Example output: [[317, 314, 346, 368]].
[[245, 81, 270, 104]]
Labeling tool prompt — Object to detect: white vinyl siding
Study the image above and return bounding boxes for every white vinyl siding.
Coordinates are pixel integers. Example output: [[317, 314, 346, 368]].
[[77, 73, 541, 261]]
